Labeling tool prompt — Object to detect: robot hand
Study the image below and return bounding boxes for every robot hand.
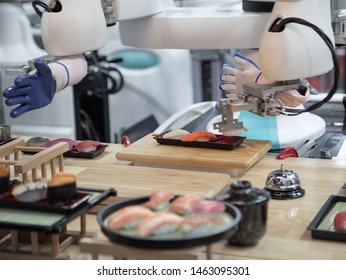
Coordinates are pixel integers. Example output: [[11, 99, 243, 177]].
[[3, 59, 56, 118], [220, 52, 310, 107], [220, 52, 263, 93]]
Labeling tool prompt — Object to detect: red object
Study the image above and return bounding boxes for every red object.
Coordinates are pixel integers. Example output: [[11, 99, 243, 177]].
[[122, 135, 131, 147], [276, 147, 299, 159], [334, 212, 346, 231]]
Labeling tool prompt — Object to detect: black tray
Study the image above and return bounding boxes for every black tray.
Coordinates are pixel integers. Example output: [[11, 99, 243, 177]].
[[0, 187, 117, 234], [63, 144, 108, 159], [0, 138, 17, 146], [308, 195, 346, 242], [153, 133, 246, 151], [0, 190, 91, 214], [97, 196, 242, 249]]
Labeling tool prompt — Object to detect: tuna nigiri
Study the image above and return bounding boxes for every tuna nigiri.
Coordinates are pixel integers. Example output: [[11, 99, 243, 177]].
[[44, 138, 78, 150], [181, 131, 217, 142], [136, 212, 183, 237], [75, 140, 100, 153], [107, 205, 154, 230], [169, 193, 205, 215], [141, 190, 175, 211]]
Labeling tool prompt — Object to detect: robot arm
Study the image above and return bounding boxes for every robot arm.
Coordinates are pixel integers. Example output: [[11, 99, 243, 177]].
[[214, 0, 341, 135]]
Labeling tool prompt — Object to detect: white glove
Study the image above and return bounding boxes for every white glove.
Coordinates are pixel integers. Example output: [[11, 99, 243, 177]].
[[220, 52, 310, 107]]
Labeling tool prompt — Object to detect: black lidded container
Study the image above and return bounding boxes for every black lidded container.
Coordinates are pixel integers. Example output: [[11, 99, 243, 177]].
[[0, 166, 10, 195], [216, 180, 270, 247]]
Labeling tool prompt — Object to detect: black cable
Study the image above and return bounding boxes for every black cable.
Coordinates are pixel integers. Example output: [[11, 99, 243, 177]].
[[268, 17, 340, 116], [32, 0, 52, 17]]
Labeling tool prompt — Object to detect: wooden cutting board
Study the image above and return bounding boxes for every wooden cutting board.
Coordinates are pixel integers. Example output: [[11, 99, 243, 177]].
[[75, 164, 231, 204], [116, 134, 272, 176]]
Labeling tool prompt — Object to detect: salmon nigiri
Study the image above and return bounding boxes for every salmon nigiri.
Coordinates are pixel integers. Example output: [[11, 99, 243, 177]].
[[136, 212, 183, 237], [181, 131, 217, 142], [169, 193, 205, 215], [107, 205, 154, 230], [141, 190, 175, 211], [181, 215, 224, 236]]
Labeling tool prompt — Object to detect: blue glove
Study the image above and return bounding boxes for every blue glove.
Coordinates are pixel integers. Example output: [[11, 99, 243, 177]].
[[3, 59, 56, 118], [220, 52, 263, 93]]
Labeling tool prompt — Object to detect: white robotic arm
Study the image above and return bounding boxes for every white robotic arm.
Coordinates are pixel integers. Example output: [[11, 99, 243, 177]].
[[2, 0, 342, 121]]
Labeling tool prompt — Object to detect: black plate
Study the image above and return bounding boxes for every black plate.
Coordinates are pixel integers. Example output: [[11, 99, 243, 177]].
[[154, 133, 246, 151], [97, 196, 242, 249], [0, 138, 17, 146], [0, 190, 90, 214], [308, 195, 346, 242], [63, 144, 108, 159]]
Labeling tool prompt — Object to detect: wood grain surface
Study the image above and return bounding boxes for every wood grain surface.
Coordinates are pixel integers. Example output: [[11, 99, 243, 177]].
[[116, 134, 272, 176]]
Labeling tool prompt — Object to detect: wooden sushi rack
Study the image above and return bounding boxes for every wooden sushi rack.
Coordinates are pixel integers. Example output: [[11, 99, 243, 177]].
[[0, 138, 94, 259], [0, 138, 69, 182]]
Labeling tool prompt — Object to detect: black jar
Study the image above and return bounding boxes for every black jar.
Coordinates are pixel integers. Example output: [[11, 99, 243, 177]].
[[0, 166, 10, 195], [216, 180, 270, 247]]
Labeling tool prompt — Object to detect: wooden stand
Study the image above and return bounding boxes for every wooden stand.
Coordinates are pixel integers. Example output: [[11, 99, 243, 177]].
[[79, 237, 225, 260], [0, 138, 69, 182], [0, 214, 95, 259]]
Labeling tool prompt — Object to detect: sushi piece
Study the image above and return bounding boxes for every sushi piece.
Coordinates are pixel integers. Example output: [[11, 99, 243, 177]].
[[192, 200, 226, 214], [0, 165, 10, 195], [334, 211, 346, 231], [44, 138, 78, 150], [107, 205, 154, 230], [136, 212, 184, 237], [181, 131, 217, 142], [169, 193, 205, 215], [181, 215, 225, 237], [47, 172, 77, 204], [141, 190, 175, 211], [12, 179, 48, 203], [75, 140, 100, 153], [162, 130, 190, 140]]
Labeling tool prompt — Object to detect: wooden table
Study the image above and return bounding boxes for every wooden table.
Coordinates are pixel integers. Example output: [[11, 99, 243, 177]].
[[3, 140, 346, 259], [65, 143, 346, 260]]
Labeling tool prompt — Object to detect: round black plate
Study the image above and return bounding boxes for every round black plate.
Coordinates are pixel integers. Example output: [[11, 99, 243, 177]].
[[97, 196, 242, 249]]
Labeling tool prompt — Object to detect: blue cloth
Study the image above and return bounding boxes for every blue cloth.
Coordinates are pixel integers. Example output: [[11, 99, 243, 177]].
[[239, 111, 280, 150]]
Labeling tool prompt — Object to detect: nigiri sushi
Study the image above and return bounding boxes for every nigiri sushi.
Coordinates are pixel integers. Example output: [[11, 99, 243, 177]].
[[141, 190, 175, 211], [75, 140, 100, 153], [12, 179, 48, 203], [162, 130, 190, 140], [136, 212, 183, 237], [44, 138, 78, 150], [107, 205, 154, 230], [181, 215, 225, 237], [169, 193, 205, 215], [192, 200, 226, 213], [181, 131, 217, 142]]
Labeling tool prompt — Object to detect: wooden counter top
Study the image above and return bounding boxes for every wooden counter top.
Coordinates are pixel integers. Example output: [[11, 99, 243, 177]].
[[2, 140, 346, 259], [65, 143, 346, 259]]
